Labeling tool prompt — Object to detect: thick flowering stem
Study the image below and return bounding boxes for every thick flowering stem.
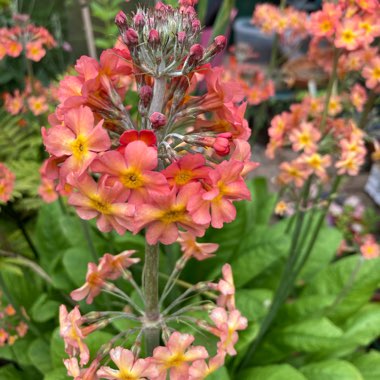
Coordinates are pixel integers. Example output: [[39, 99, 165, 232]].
[[143, 242, 160, 355]]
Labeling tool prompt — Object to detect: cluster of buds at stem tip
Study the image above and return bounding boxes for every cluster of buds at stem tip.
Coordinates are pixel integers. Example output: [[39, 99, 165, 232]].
[[114, 5, 226, 77]]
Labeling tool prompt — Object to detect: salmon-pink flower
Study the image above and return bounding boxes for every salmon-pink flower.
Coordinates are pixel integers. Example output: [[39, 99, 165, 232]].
[[289, 122, 321, 153], [42, 106, 111, 181], [25, 41, 46, 61], [15, 321, 28, 337], [4, 91, 23, 115], [6, 40, 22, 57], [230, 140, 259, 177], [38, 177, 58, 203], [178, 231, 218, 261], [4, 304, 16, 316], [350, 84, 367, 112], [59, 305, 90, 366], [0, 329, 8, 346], [65, 357, 100, 380], [362, 57, 380, 89], [278, 160, 309, 188], [97, 347, 157, 379], [68, 174, 135, 235], [328, 96, 342, 117], [209, 308, 247, 356], [188, 160, 251, 229], [360, 235, 380, 260], [336, 152, 363, 176], [335, 18, 364, 51], [92, 141, 168, 205], [28, 95, 48, 115], [210, 264, 236, 311], [162, 154, 211, 188], [301, 153, 331, 181], [152, 332, 208, 380], [71, 263, 107, 304], [118, 130, 157, 155], [134, 183, 207, 245], [0, 163, 15, 203], [189, 353, 226, 380], [98, 250, 140, 280]]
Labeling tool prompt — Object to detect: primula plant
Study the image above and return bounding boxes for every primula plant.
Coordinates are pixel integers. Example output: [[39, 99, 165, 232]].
[[41, 1, 256, 378]]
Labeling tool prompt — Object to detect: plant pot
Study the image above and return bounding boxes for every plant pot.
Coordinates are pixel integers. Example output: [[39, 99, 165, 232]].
[[233, 17, 275, 64]]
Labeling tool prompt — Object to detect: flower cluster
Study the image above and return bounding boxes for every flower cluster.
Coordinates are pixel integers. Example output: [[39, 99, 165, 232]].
[[0, 13, 56, 62], [0, 297, 28, 347], [61, 246, 247, 380], [0, 163, 15, 203], [252, 4, 309, 39], [266, 96, 367, 186], [224, 53, 275, 106], [3, 77, 58, 116], [41, 2, 257, 245]]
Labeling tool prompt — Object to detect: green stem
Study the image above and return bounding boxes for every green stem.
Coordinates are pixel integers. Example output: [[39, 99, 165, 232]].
[[143, 242, 160, 356], [80, 219, 98, 261], [238, 177, 312, 371]]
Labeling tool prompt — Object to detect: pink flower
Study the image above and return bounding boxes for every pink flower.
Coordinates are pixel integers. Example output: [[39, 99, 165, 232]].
[[25, 41, 46, 61], [278, 160, 309, 188], [162, 154, 211, 188], [118, 130, 157, 155], [210, 264, 236, 311], [42, 105, 111, 183], [27, 95, 48, 115], [70, 263, 106, 304], [230, 140, 260, 177], [209, 308, 247, 356], [68, 174, 135, 235], [97, 347, 157, 379], [289, 122, 321, 153], [350, 84, 367, 112], [134, 183, 207, 245], [178, 231, 218, 261], [0, 163, 15, 203], [152, 332, 208, 380], [189, 353, 226, 380], [362, 56, 380, 89], [98, 250, 140, 280], [59, 305, 90, 366], [38, 177, 58, 203], [360, 235, 380, 260], [188, 160, 250, 229], [92, 140, 168, 205]]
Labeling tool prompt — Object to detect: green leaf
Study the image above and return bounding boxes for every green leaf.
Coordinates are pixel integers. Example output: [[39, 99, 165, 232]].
[[300, 359, 363, 380], [230, 223, 290, 287], [207, 366, 231, 380], [62, 247, 93, 287], [28, 338, 53, 374], [302, 256, 380, 322], [44, 368, 69, 380], [250, 177, 277, 226], [0, 364, 22, 380], [343, 304, 380, 347], [50, 328, 66, 368], [240, 364, 307, 380], [352, 351, 380, 380], [31, 294, 60, 322], [271, 318, 343, 353], [211, 0, 236, 40], [236, 289, 273, 321]]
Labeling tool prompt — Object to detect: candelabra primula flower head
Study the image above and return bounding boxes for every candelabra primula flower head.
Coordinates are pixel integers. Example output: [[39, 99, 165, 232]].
[[0, 163, 15, 203]]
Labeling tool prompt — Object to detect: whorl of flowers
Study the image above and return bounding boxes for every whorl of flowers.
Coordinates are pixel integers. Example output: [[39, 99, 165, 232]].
[[41, 1, 257, 245], [0, 13, 56, 62], [0, 163, 15, 203], [60, 248, 247, 379]]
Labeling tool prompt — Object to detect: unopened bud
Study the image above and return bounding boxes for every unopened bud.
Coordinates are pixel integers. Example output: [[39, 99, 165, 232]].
[[213, 35, 227, 53], [150, 112, 167, 129], [148, 29, 160, 45], [123, 28, 139, 46], [192, 19, 201, 31], [189, 44, 204, 65], [133, 12, 145, 28], [139, 85, 153, 108], [115, 11, 127, 30], [177, 31, 186, 44], [214, 132, 232, 156], [155, 2, 168, 12]]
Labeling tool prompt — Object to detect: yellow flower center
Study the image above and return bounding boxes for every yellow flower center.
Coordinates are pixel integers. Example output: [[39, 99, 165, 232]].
[[174, 170, 193, 186], [120, 169, 144, 189], [307, 155, 322, 169], [373, 67, 380, 80], [166, 353, 186, 368], [71, 135, 88, 159], [119, 370, 138, 380], [321, 21, 332, 33], [299, 133, 311, 147], [342, 29, 355, 43], [160, 205, 186, 224], [89, 195, 112, 214]]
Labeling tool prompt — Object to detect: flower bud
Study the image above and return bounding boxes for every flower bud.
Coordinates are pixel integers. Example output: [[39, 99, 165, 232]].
[[214, 35, 227, 53], [189, 44, 205, 65], [148, 29, 160, 45], [150, 112, 167, 129], [122, 28, 139, 46], [133, 12, 145, 28], [192, 19, 201, 31], [115, 10, 127, 30], [177, 31, 186, 44], [139, 85, 153, 108], [155, 2, 168, 12], [214, 133, 232, 156]]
